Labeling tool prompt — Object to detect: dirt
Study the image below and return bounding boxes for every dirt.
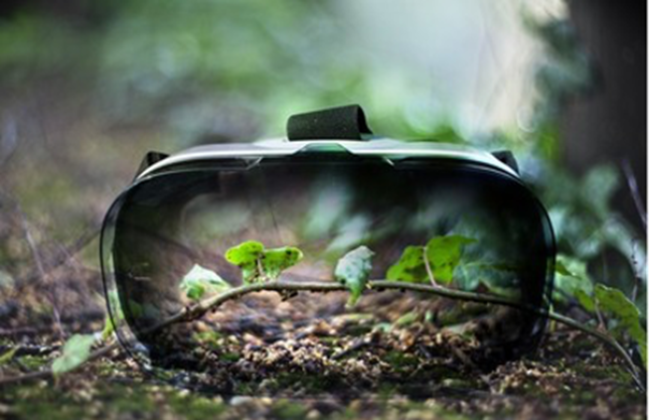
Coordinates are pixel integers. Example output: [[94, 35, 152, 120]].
[[0, 285, 645, 420]]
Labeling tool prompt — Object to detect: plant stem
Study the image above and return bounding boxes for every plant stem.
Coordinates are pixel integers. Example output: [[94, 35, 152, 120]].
[[0, 280, 644, 390], [422, 246, 437, 286]]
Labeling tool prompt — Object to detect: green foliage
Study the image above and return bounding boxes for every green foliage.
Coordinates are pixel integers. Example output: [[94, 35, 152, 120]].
[[52, 334, 96, 375], [553, 255, 595, 312], [394, 311, 419, 327], [334, 246, 374, 307], [594, 285, 647, 368], [0, 347, 17, 366], [386, 246, 427, 283], [262, 247, 304, 280], [426, 236, 476, 284], [225, 241, 303, 283], [225, 241, 265, 283], [180, 264, 231, 301], [553, 256, 646, 368], [540, 165, 645, 283], [387, 235, 475, 284]]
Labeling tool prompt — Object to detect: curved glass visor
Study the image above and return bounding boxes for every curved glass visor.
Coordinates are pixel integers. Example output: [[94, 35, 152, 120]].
[[101, 155, 554, 368]]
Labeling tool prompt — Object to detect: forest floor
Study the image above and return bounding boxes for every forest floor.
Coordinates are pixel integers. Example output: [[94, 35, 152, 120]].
[[0, 285, 646, 420]]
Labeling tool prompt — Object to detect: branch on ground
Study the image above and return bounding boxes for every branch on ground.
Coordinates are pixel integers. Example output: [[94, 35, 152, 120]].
[[0, 280, 644, 390]]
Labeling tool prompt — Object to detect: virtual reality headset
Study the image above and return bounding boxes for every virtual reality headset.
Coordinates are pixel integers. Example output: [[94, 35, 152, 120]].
[[101, 105, 555, 368]]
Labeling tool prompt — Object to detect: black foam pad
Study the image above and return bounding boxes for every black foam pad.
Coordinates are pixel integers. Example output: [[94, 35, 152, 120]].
[[287, 104, 373, 141]]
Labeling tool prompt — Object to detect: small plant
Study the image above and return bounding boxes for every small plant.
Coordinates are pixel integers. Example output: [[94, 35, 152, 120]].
[[334, 246, 374, 306], [180, 264, 232, 301], [386, 235, 475, 285], [52, 334, 96, 375], [224, 240, 303, 283], [41, 236, 644, 391], [555, 257, 646, 368]]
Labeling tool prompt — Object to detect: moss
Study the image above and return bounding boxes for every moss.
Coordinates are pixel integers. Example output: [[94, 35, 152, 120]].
[[610, 385, 646, 405], [234, 381, 255, 395], [572, 362, 630, 382], [13, 399, 88, 420], [383, 351, 419, 371], [17, 355, 49, 370], [94, 383, 158, 415], [269, 398, 309, 420], [168, 393, 226, 420], [318, 336, 340, 346], [193, 331, 224, 351], [344, 324, 373, 337], [7, 386, 83, 420], [269, 372, 343, 394], [5, 382, 164, 419], [219, 352, 241, 363]]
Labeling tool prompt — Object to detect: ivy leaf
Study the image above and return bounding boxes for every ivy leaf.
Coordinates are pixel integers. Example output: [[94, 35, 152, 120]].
[[225, 241, 304, 283], [180, 264, 231, 300], [555, 261, 573, 277], [225, 241, 264, 283], [425, 235, 476, 284], [262, 247, 303, 280], [52, 334, 96, 375], [0, 347, 17, 366], [335, 246, 374, 307], [554, 255, 595, 312], [594, 284, 647, 367], [386, 236, 475, 284], [386, 245, 426, 282], [457, 261, 520, 292]]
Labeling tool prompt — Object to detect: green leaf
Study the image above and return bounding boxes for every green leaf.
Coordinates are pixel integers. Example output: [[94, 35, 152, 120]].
[[225, 241, 264, 283], [594, 284, 647, 367], [334, 246, 374, 307], [180, 264, 231, 300], [51, 334, 96, 375], [457, 261, 520, 292], [386, 235, 475, 285], [394, 311, 419, 327], [262, 247, 303, 280], [425, 235, 476, 284], [225, 241, 304, 283], [0, 347, 17, 366], [553, 255, 595, 312], [225, 240, 265, 265], [386, 245, 426, 282], [555, 260, 574, 277]]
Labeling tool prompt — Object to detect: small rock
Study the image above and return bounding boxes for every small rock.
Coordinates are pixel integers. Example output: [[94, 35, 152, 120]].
[[229, 396, 254, 406]]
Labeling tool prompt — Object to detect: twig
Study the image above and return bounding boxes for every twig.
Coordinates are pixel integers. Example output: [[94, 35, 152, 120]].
[[0, 280, 644, 390], [631, 241, 643, 302], [422, 245, 437, 286], [0, 327, 51, 337], [0, 342, 119, 386], [0, 345, 58, 357], [332, 337, 372, 360], [621, 160, 647, 230]]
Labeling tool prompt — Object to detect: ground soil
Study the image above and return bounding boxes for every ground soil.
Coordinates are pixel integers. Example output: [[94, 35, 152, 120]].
[[0, 284, 646, 419]]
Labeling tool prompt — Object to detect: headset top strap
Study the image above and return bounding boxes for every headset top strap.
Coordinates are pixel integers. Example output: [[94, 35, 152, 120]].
[[287, 104, 373, 141]]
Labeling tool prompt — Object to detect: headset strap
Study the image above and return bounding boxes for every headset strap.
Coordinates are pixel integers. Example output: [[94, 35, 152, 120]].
[[287, 104, 373, 141]]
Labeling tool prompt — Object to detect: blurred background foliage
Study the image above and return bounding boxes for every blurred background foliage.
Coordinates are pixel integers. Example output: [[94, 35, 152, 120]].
[[0, 0, 645, 315]]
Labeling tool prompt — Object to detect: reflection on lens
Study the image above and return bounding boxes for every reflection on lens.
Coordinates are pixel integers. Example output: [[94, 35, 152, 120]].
[[101, 156, 554, 370]]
